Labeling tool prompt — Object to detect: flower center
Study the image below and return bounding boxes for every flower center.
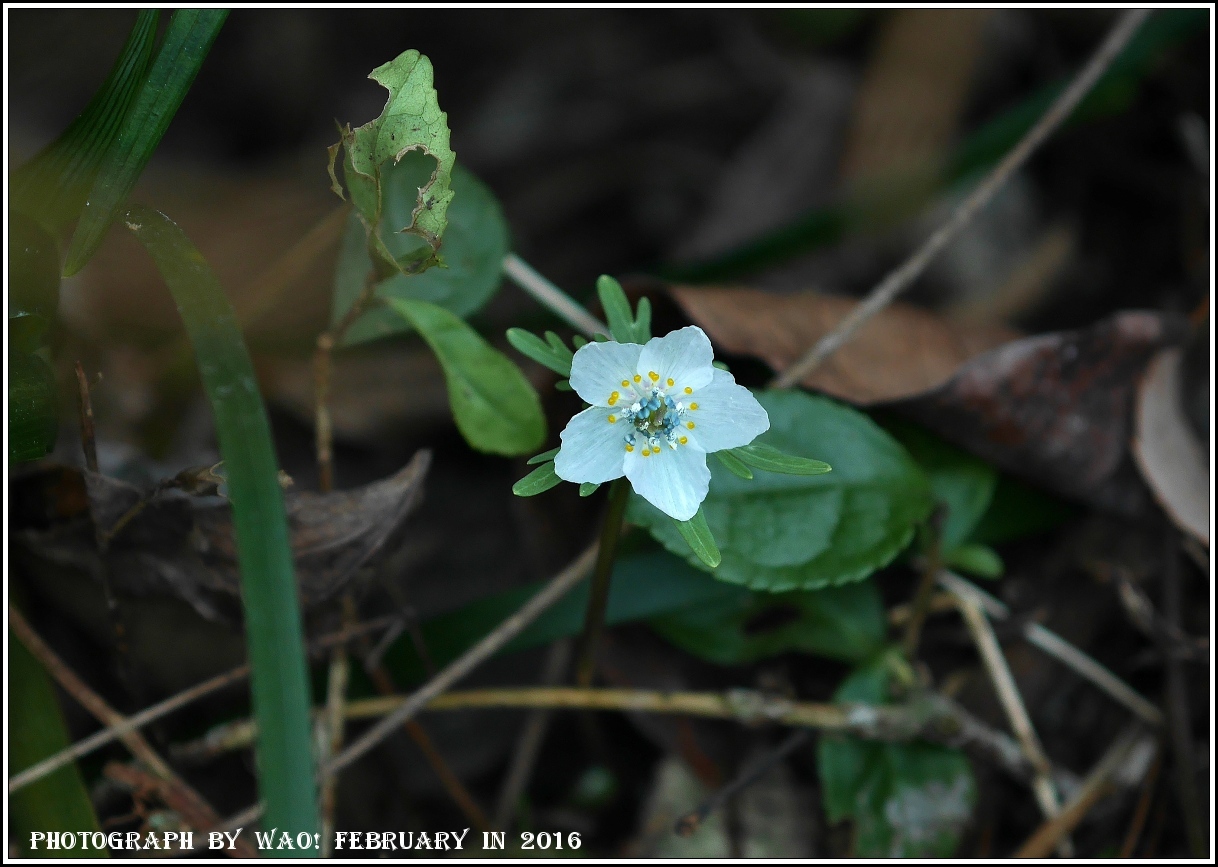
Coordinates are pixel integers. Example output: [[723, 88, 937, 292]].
[[619, 384, 689, 454]]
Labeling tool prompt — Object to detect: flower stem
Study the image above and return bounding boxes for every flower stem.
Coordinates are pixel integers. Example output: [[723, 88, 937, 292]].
[[574, 479, 631, 687]]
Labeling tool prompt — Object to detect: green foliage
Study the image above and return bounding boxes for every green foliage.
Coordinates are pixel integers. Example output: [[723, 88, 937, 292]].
[[8, 351, 59, 463], [329, 49, 455, 275], [651, 577, 886, 666], [629, 391, 932, 592], [527, 447, 560, 466], [674, 508, 722, 569], [389, 298, 545, 456], [945, 542, 1004, 580], [513, 461, 562, 497], [714, 449, 754, 480], [9, 631, 105, 858], [818, 659, 976, 858], [596, 275, 651, 344], [11, 11, 160, 239], [580, 482, 601, 497], [64, 11, 229, 275], [968, 474, 1075, 545], [506, 327, 573, 377], [333, 157, 511, 345], [729, 442, 832, 476], [122, 205, 318, 845]]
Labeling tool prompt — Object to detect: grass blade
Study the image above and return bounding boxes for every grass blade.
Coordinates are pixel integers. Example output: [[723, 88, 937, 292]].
[[64, 10, 228, 275], [122, 204, 319, 846]]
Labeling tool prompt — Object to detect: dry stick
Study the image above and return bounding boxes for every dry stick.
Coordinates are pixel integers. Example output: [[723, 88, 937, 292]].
[[937, 569, 1163, 726], [1013, 725, 1151, 858], [675, 729, 810, 838], [901, 509, 944, 658], [771, 9, 1150, 390], [319, 599, 354, 858], [325, 542, 600, 777], [1119, 750, 1162, 858], [9, 615, 399, 794], [955, 597, 1071, 857], [8, 607, 257, 859], [74, 361, 99, 472], [502, 252, 609, 338], [1160, 529, 1207, 858], [493, 638, 573, 830]]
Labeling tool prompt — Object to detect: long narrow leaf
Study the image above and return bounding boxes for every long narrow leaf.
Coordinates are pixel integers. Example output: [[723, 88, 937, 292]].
[[122, 204, 319, 846], [11, 10, 159, 237], [64, 10, 228, 275]]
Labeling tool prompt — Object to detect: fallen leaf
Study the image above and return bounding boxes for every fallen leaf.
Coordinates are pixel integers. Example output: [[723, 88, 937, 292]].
[[670, 285, 1016, 404], [1132, 347, 1209, 546]]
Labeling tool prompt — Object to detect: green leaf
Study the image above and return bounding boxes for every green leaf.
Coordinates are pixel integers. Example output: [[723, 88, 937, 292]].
[[632, 296, 652, 343], [597, 274, 637, 344], [122, 204, 318, 841], [390, 298, 545, 455], [580, 482, 601, 497], [64, 11, 228, 275], [630, 391, 932, 592], [730, 442, 832, 476], [555, 379, 574, 391], [10, 629, 105, 858], [9, 214, 61, 354], [967, 474, 1075, 545], [329, 49, 455, 273], [11, 10, 159, 238], [674, 508, 722, 568], [714, 449, 753, 479], [506, 327, 573, 376], [513, 462, 562, 497], [334, 158, 511, 346], [9, 350, 58, 463], [818, 660, 976, 858], [527, 447, 560, 466], [650, 578, 886, 666], [882, 419, 996, 552], [384, 549, 738, 683], [945, 543, 1004, 579]]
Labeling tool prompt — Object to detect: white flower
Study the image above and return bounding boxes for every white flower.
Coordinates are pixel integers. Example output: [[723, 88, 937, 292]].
[[554, 326, 769, 521]]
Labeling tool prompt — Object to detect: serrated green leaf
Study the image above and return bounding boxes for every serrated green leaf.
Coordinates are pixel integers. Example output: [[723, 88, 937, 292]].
[[527, 447, 560, 466], [818, 660, 976, 858], [731, 442, 831, 476], [506, 328, 572, 377], [714, 449, 753, 479], [391, 298, 545, 455], [64, 11, 228, 275], [945, 543, 1004, 579], [334, 158, 510, 345], [11, 10, 159, 239], [330, 49, 455, 273], [9, 350, 58, 463], [10, 629, 105, 857], [651, 577, 886, 666], [580, 482, 601, 497], [674, 509, 721, 568], [629, 391, 932, 592], [597, 275, 637, 344], [513, 462, 562, 497]]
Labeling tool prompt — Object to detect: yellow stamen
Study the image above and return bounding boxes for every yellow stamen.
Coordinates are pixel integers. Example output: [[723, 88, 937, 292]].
[[641, 448, 651, 457], [689, 402, 698, 410], [684, 387, 693, 394], [648, 371, 659, 381], [666, 378, 675, 387], [633, 374, 642, 383], [607, 415, 616, 423], [621, 380, 630, 387], [687, 422, 695, 429], [608, 391, 619, 406], [679, 436, 688, 445], [625, 444, 634, 452]]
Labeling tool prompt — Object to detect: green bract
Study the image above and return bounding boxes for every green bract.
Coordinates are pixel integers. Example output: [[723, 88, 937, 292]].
[[629, 391, 932, 591]]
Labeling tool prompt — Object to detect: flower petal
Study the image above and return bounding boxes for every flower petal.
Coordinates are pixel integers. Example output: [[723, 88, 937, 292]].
[[637, 326, 714, 392], [554, 406, 629, 484], [624, 441, 710, 521], [684, 368, 769, 453], [568, 340, 644, 407]]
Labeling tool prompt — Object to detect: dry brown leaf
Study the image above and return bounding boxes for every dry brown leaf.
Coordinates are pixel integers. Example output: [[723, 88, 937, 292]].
[[670, 285, 1017, 404], [1132, 348, 1209, 546]]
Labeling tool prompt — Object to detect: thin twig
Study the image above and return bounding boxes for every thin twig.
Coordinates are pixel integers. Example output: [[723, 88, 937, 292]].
[[493, 638, 573, 830], [314, 332, 337, 493], [73, 361, 99, 472], [9, 615, 398, 794], [575, 479, 631, 687], [1119, 750, 1162, 858], [675, 729, 810, 837], [902, 509, 944, 658], [937, 569, 1163, 726], [1013, 725, 1153, 858], [1160, 528, 1206, 857], [955, 596, 1070, 856], [319, 597, 355, 858], [8, 607, 255, 858], [771, 9, 1150, 390], [502, 252, 609, 338], [324, 542, 600, 778]]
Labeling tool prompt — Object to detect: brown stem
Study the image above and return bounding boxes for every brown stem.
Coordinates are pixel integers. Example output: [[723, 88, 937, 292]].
[[73, 361, 98, 472], [574, 479, 631, 688], [902, 508, 944, 658]]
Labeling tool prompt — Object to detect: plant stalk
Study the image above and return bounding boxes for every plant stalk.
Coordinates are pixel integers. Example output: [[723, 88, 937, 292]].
[[574, 479, 631, 688]]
